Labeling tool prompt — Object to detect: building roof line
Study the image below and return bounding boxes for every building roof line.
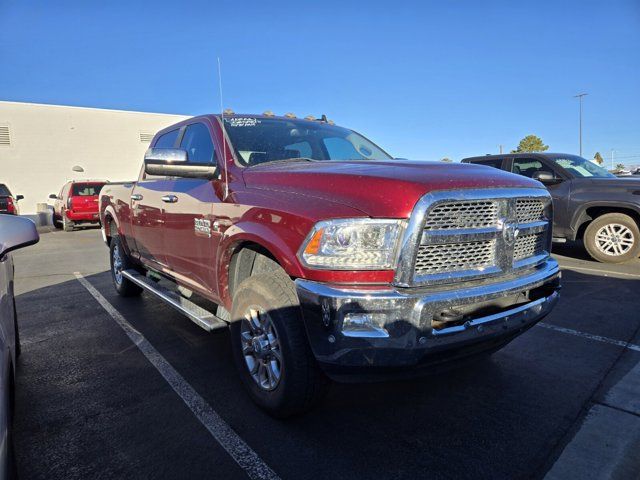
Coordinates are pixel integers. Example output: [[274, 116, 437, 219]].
[[0, 100, 190, 118]]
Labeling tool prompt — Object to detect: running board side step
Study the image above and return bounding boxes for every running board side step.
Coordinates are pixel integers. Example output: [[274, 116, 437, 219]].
[[121, 269, 228, 332]]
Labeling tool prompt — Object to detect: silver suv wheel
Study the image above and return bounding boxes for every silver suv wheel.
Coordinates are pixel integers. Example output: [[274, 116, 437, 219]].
[[594, 223, 635, 256]]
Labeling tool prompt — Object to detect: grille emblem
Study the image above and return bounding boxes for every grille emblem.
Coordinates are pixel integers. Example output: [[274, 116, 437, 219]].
[[500, 219, 520, 246]]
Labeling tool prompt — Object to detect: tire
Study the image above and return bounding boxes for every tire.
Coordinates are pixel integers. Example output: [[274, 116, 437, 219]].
[[230, 272, 329, 418], [110, 237, 143, 297], [53, 216, 62, 229], [62, 214, 74, 232], [584, 213, 640, 263]]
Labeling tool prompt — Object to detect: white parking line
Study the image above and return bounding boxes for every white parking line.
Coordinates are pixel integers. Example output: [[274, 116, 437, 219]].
[[537, 323, 640, 352], [559, 264, 640, 279], [74, 272, 280, 480]]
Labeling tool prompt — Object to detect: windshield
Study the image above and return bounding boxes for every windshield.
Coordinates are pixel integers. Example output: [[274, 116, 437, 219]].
[[549, 155, 614, 178], [222, 116, 392, 166], [0, 184, 11, 197]]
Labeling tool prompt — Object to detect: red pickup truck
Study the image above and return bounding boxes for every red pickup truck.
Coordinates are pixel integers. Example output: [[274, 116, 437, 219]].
[[100, 113, 561, 417]]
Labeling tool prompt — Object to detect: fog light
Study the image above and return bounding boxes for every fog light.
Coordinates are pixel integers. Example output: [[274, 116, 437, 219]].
[[342, 313, 389, 338]]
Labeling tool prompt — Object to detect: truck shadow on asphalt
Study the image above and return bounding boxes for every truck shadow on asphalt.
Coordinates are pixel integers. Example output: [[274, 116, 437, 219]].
[[11, 269, 640, 480]]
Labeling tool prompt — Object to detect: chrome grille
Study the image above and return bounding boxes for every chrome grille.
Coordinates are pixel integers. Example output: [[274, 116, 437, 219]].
[[424, 200, 498, 230], [395, 189, 553, 287], [514, 232, 546, 260], [516, 199, 545, 224], [414, 240, 495, 275]]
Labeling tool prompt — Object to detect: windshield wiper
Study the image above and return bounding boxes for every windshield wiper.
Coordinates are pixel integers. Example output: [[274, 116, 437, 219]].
[[252, 157, 316, 167]]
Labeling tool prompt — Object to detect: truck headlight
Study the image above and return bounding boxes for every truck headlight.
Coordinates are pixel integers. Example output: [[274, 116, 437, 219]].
[[300, 219, 405, 270]]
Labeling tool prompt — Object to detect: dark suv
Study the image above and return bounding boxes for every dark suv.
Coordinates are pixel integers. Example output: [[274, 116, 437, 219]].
[[462, 153, 640, 263]]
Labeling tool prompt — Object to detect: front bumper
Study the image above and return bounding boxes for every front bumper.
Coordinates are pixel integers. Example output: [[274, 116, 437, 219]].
[[296, 259, 560, 378]]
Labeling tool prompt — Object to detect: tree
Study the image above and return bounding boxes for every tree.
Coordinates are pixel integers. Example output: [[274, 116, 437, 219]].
[[615, 163, 626, 171], [593, 152, 604, 165], [511, 135, 549, 153], [440, 157, 453, 163]]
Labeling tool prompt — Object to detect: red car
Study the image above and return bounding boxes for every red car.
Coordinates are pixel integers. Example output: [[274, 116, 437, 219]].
[[50, 181, 106, 231], [0, 184, 23, 215]]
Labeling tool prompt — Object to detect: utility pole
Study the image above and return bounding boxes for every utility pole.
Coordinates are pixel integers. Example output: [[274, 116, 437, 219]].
[[499, 145, 503, 154], [574, 93, 588, 156], [610, 149, 615, 170]]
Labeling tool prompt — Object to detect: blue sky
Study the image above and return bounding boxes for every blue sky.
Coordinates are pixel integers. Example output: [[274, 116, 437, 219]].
[[1, 0, 639, 166]]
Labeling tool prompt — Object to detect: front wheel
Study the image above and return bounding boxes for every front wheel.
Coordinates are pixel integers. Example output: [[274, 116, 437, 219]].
[[584, 213, 640, 263], [110, 237, 143, 296], [230, 273, 329, 418]]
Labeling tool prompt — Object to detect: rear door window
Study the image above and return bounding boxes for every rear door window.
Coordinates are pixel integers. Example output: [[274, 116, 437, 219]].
[[180, 123, 215, 163], [473, 158, 504, 169]]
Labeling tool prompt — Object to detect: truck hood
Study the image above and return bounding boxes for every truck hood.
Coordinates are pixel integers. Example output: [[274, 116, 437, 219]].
[[242, 160, 543, 218]]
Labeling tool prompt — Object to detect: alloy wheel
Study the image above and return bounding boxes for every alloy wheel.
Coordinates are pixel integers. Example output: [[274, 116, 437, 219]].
[[594, 223, 635, 256], [112, 244, 124, 285], [240, 307, 282, 391]]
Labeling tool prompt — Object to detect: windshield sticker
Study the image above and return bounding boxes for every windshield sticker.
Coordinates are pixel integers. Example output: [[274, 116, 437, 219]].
[[225, 117, 260, 127]]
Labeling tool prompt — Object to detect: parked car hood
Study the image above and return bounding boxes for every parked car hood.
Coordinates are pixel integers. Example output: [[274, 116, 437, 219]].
[[242, 160, 543, 218]]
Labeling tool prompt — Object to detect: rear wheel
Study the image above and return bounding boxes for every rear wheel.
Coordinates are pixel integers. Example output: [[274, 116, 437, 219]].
[[62, 214, 74, 232], [230, 272, 329, 418], [584, 213, 640, 263], [110, 237, 143, 296]]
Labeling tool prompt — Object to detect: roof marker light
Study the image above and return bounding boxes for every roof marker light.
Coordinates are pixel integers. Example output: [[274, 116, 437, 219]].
[[223, 108, 234, 115], [263, 110, 275, 117], [284, 112, 296, 118]]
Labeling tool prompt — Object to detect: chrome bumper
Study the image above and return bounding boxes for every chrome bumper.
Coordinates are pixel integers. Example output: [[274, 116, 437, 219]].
[[295, 259, 560, 374]]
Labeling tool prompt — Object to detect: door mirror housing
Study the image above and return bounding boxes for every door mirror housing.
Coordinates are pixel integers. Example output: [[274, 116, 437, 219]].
[[532, 171, 561, 185], [15, 195, 24, 201], [49, 194, 58, 199], [0, 215, 39, 259], [144, 148, 217, 179]]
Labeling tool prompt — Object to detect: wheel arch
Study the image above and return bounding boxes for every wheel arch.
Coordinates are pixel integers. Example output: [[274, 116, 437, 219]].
[[572, 203, 640, 240], [218, 226, 305, 308], [102, 205, 120, 246]]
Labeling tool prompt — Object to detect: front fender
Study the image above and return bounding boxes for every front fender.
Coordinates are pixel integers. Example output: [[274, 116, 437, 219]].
[[570, 201, 640, 236], [217, 220, 309, 307]]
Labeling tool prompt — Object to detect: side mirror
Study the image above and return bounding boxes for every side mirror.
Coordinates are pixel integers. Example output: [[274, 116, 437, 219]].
[[144, 148, 217, 179], [532, 171, 561, 185], [15, 195, 24, 201], [0, 216, 39, 258], [49, 194, 58, 199]]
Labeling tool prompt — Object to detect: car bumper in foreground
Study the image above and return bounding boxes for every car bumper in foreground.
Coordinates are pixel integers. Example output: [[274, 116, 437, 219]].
[[296, 259, 560, 380]]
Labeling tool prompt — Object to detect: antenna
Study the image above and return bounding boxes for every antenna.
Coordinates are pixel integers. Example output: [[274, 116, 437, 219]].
[[217, 57, 229, 199]]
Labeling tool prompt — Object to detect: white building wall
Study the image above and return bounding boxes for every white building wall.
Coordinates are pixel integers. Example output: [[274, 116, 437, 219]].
[[0, 101, 188, 214]]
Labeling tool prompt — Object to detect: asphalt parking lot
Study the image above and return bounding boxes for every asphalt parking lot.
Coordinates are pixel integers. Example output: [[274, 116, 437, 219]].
[[11, 229, 640, 480]]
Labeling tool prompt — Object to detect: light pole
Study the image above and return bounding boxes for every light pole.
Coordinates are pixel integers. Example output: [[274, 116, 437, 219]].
[[574, 93, 588, 156]]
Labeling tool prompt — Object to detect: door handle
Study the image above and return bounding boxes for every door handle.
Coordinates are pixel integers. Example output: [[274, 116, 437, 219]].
[[131, 194, 143, 201], [161, 194, 178, 203]]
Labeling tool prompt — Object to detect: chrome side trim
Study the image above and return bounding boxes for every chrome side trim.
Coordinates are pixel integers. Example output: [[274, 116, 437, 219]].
[[394, 187, 552, 287]]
